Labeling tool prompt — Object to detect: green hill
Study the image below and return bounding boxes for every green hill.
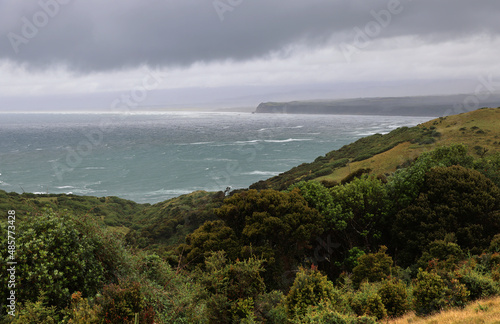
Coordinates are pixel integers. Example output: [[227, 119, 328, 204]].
[[251, 107, 500, 191]]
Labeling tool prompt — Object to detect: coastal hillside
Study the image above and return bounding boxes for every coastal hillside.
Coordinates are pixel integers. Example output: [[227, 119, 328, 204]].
[[1, 108, 499, 323], [251, 107, 500, 190], [255, 94, 500, 116]]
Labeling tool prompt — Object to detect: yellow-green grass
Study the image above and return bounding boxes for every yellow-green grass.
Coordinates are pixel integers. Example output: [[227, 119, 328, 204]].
[[387, 296, 500, 324], [317, 108, 500, 183]]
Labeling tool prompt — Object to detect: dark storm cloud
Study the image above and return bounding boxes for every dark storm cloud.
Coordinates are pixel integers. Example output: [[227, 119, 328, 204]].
[[1, 0, 499, 72]]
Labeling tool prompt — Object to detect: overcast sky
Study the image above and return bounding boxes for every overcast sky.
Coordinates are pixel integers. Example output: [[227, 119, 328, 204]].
[[1, 0, 500, 112]]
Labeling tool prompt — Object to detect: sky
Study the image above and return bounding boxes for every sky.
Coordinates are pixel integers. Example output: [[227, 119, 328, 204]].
[[1, 0, 500, 112]]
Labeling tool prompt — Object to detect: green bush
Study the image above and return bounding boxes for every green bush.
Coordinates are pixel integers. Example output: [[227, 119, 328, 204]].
[[0, 210, 127, 311], [285, 267, 342, 320], [349, 283, 387, 320], [8, 293, 59, 324], [457, 270, 500, 301], [352, 246, 393, 288], [413, 270, 446, 315], [377, 279, 410, 318]]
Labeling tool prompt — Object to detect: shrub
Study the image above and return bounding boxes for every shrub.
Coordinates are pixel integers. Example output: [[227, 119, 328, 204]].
[[285, 267, 341, 319], [413, 270, 446, 316], [457, 270, 500, 301], [0, 209, 125, 311], [377, 279, 410, 318], [352, 246, 393, 288], [350, 283, 387, 320], [65, 292, 101, 324], [412, 269, 469, 316], [8, 293, 59, 324], [96, 279, 152, 324]]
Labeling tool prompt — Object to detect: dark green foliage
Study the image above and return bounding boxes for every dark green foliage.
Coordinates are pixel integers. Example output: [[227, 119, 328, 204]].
[[417, 237, 465, 270], [212, 189, 324, 289], [126, 191, 225, 251], [387, 144, 474, 211], [413, 269, 469, 316], [184, 220, 239, 265], [393, 165, 500, 266], [352, 247, 393, 287], [473, 152, 500, 187], [287, 181, 341, 222], [331, 177, 389, 250]]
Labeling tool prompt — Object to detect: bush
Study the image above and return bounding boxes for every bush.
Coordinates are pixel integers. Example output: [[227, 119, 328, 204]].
[[350, 283, 387, 320], [65, 292, 101, 324], [0, 209, 127, 311], [413, 270, 446, 316], [285, 267, 342, 320], [377, 279, 410, 318], [412, 269, 469, 316], [8, 293, 59, 324], [352, 246, 393, 288], [96, 279, 150, 324], [457, 270, 500, 301]]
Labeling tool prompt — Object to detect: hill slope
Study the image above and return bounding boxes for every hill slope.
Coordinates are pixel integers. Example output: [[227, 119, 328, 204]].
[[251, 107, 500, 190]]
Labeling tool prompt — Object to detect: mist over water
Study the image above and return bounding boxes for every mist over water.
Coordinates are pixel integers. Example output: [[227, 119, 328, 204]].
[[0, 112, 431, 203]]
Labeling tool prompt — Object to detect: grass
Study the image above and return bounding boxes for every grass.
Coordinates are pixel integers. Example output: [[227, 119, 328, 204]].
[[316, 107, 500, 184], [386, 296, 500, 324]]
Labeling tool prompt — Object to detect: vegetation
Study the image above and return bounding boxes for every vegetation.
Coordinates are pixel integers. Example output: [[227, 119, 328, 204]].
[[0, 108, 499, 323]]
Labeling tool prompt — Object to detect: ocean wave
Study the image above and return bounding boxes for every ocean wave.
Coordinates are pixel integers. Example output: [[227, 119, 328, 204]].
[[242, 171, 281, 176], [264, 138, 312, 143], [84, 167, 106, 170], [144, 189, 199, 196], [190, 141, 215, 145]]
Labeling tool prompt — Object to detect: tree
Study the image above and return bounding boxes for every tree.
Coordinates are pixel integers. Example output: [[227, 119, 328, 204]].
[[214, 189, 324, 289], [330, 176, 389, 250], [183, 220, 239, 266], [393, 166, 500, 266]]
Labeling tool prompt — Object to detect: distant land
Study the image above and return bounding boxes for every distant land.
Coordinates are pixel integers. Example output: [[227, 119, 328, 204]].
[[254, 94, 500, 116]]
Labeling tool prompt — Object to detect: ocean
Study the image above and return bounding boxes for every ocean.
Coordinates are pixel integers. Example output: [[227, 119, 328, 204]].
[[0, 112, 432, 204]]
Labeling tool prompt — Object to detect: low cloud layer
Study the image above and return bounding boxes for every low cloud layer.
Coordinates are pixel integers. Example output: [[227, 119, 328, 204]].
[[1, 0, 499, 71], [1, 1, 499, 111]]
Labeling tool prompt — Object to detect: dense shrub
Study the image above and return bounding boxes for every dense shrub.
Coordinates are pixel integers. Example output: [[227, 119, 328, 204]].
[[96, 279, 153, 324], [285, 267, 342, 320], [0, 209, 128, 311], [352, 246, 393, 288], [377, 279, 410, 318], [198, 252, 266, 323], [349, 283, 387, 320], [413, 270, 447, 316], [393, 165, 500, 266], [457, 270, 500, 301]]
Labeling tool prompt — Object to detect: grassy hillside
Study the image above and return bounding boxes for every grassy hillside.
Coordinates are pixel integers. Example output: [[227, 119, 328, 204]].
[[388, 296, 500, 324], [251, 107, 500, 190]]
